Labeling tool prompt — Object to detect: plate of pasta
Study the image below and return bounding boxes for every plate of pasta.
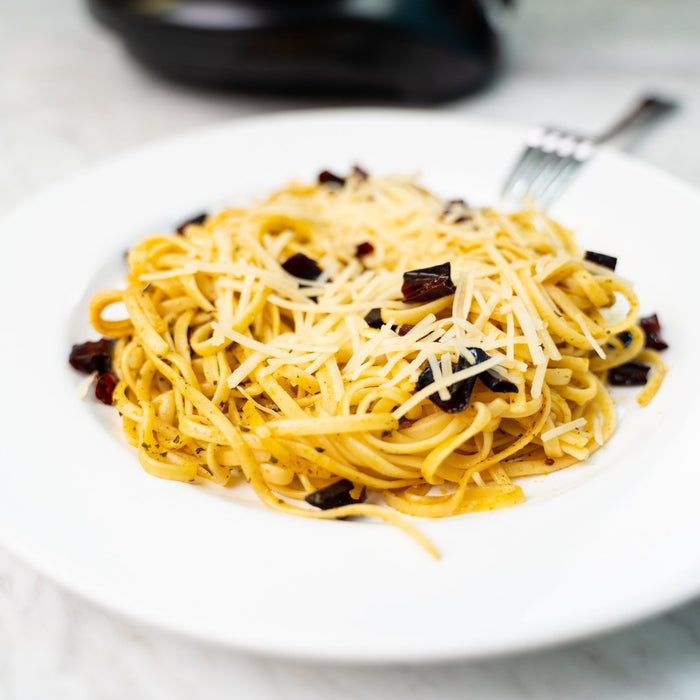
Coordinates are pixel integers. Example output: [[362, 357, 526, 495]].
[[1, 108, 700, 663]]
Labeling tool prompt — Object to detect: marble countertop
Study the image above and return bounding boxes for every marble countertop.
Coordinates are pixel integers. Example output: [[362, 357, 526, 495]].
[[2, 1, 700, 697]]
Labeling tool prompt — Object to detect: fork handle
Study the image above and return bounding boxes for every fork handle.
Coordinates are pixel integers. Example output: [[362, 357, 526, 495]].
[[595, 95, 678, 144]]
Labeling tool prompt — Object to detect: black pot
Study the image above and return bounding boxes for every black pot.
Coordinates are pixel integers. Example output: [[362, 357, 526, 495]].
[[87, 0, 509, 103]]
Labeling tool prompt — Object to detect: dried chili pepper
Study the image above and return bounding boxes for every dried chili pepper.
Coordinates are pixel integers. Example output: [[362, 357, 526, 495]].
[[584, 251, 617, 271], [318, 170, 345, 186], [282, 252, 324, 281], [356, 241, 375, 258], [416, 355, 476, 413], [608, 361, 650, 386], [305, 479, 366, 510], [176, 212, 206, 235], [364, 308, 384, 328], [639, 313, 669, 351], [401, 262, 456, 303], [95, 373, 117, 405], [69, 338, 114, 374]]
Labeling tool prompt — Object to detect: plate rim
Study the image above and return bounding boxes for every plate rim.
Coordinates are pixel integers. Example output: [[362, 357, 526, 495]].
[[2, 107, 700, 663]]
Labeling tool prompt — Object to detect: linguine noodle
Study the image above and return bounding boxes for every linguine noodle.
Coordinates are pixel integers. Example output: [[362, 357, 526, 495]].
[[88, 171, 665, 556]]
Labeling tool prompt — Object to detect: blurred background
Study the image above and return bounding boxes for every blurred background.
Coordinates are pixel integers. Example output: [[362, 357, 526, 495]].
[[2, 1, 700, 698], [2, 0, 699, 213]]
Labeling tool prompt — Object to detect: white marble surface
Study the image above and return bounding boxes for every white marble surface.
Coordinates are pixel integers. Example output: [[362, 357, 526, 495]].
[[2, 0, 700, 697]]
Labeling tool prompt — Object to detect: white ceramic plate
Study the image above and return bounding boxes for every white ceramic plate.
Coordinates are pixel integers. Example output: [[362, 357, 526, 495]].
[[2, 109, 700, 664]]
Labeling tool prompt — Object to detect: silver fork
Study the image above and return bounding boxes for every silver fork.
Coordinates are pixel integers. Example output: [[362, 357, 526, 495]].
[[501, 95, 678, 209]]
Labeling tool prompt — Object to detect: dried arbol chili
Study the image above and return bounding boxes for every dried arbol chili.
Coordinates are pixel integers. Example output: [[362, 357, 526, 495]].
[[364, 308, 384, 328], [442, 199, 471, 223], [416, 355, 476, 413], [95, 373, 117, 405], [356, 241, 375, 258], [639, 313, 669, 351], [417, 348, 517, 414], [281, 252, 324, 281], [351, 165, 369, 181], [584, 250, 617, 271], [608, 361, 650, 386], [318, 170, 345, 186], [176, 212, 207, 235], [305, 479, 366, 510], [363, 311, 412, 336], [464, 347, 519, 393], [69, 338, 114, 374], [401, 262, 456, 303]]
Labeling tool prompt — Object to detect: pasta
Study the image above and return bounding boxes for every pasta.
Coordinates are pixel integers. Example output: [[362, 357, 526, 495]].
[[85, 170, 666, 557]]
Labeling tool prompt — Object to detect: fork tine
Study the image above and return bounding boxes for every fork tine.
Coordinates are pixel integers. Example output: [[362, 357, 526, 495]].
[[538, 139, 596, 209], [509, 147, 550, 201], [537, 157, 582, 210], [501, 126, 547, 201], [526, 134, 579, 203], [503, 95, 676, 210]]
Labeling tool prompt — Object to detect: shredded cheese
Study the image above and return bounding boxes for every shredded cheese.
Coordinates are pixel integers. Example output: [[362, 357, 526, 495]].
[[86, 171, 659, 558], [541, 417, 588, 443]]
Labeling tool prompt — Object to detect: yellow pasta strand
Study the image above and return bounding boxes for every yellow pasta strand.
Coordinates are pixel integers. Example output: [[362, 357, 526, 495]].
[[86, 171, 665, 557]]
